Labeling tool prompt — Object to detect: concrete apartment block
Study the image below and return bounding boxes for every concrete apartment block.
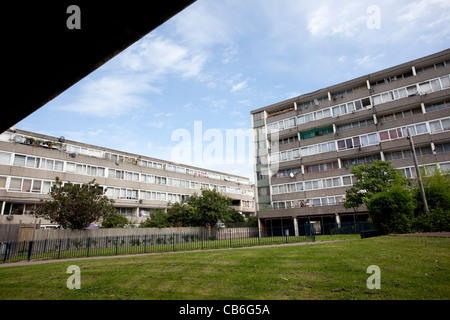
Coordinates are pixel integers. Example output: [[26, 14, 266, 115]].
[[251, 49, 450, 236], [0, 129, 255, 227]]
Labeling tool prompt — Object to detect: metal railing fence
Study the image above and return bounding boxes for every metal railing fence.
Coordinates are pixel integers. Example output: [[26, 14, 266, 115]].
[[1, 228, 314, 264]]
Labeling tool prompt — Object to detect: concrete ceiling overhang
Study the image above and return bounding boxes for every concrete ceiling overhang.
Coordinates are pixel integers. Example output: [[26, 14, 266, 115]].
[[2, 1, 196, 133]]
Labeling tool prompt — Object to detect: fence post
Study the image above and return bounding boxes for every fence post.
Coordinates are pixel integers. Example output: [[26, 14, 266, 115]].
[[3, 242, 10, 263], [115, 236, 118, 255], [87, 237, 90, 257], [27, 241, 34, 261], [144, 234, 147, 253], [58, 239, 62, 259], [173, 233, 175, 252]]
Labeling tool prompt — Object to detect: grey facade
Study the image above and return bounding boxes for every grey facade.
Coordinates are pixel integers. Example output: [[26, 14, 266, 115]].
[[251, 49, 450, 235], [0, 129, 255, 226]]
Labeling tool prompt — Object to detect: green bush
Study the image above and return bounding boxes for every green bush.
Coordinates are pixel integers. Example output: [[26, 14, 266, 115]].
[[101, 213, 129, 228], [412, 208, 450, 232], [367, 185, 415, 234]]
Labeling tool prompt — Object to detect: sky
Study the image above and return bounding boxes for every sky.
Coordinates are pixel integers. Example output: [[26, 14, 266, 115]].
[[17, 0, 450, 183]]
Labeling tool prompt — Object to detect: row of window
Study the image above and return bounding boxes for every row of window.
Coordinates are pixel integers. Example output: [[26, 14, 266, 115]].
[[336, 118, 375, 133], [270, 161, 450, 209], [271, 175, 353, 195], [398, 162, 450, 179], [267, 95, 373, 133], [372, 74, 450, 105], [1, 131, 250, 185], [263, 100, 448, 152], [272, 195, 346, 210], [0, 175, 255, 207], [0, 152, 254, 196], [269, 117, 450, 163], [270, 142, 449, 178], [265, 74, 450, 135]]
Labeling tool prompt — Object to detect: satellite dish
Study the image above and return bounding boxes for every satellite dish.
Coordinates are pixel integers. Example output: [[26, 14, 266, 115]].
[[313, 98, 319, 105], [59, 136, 65, 142], [290, 172, 295, 178]]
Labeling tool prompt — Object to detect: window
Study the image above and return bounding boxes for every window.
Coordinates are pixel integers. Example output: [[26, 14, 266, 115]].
[[332, 104, 347, 117], [22, 179, 32, 192], [342, 176, 352, 185], [426, 101, 450, 113], [430, 120, 442, 133], [32, 180, 42, 193], [0, 152, 10, 165], [358, 133, 379, 147], [415, 123, 428, 134], [337, 137, 361, 151], [42, 181, 52, 194], [13, 155, 26, 166], [418, 82, 432, 94], [0, 176, 6, 188], [439, 162, 450, 172], [66, 162, 75, 172], [406, 85, 418, 96], [430, 118, 450, 133], [435, 142, 450, 153], [440, 75, 450, 88], [9, 178, 22, 191]]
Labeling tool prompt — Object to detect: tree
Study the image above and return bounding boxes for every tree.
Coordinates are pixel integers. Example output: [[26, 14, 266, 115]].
[[367, 185, 415, 234], [37, 177, 116, 230], [166, 202, 197, 227], [344, 160, 408, 210], [412, 167, 450, 232], [101, 213, 129, 228], [415, 167, 450, 212], [140, 209, 171, 228], [184, 188, 234, 227], [221, 207, 245, 226]]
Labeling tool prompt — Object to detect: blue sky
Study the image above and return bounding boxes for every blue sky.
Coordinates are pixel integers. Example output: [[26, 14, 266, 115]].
[[17, 0, 450, 182]]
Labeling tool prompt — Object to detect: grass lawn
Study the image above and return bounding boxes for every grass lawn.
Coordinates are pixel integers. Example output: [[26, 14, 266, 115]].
[[0, 235, 448, 300]]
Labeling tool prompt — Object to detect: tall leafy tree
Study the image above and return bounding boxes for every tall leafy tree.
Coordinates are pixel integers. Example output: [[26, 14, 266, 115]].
[[344, 160, 408, 211], [185, 188, 233, 227], [37, 177, 116, 229]]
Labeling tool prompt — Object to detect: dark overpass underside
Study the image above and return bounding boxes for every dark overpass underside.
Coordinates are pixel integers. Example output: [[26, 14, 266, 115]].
[[2, 1, 196, 133]]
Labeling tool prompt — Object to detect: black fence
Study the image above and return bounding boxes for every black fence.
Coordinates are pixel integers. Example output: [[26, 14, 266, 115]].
[[1, 228, 315, 264]]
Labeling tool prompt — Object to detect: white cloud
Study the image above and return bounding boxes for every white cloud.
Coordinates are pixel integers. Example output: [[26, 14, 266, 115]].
[[171, 1, 237, 48], [58, 33, 210, 118], [231, 80, 248, 93], [355, 53, 385, 67], [307, 3, 366, 37], [60, 75, 154, 117], [118, 34, 208, 80]]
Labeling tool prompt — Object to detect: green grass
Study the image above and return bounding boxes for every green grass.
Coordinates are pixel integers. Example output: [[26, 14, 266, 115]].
[[0, 235, 448, 300]]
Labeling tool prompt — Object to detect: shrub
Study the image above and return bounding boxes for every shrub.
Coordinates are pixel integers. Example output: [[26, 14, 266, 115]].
[[367, 185, 415, 234], [412, 208, 450, 232]]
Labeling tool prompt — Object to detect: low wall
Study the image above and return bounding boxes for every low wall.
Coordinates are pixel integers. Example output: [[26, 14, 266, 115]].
[[214, 227, 259, 240], [32, 227, 211, 241]]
